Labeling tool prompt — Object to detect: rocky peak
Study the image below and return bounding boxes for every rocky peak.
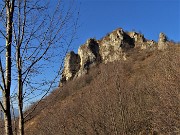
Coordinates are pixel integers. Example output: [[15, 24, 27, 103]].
[[101, 28, 134, 49], [158, 33, 168, 50], [127, 32, 146, 47], [99, 28, 134, 63], [59, 28, 171, 85], [159, 33, 167, 42]]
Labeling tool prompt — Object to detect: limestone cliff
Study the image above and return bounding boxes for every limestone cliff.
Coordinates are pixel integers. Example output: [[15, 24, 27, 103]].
[[76, 38, 101, 77], [59, 28, 169, 85], [60, 51, 80, 84], [99, 28, 134, 63]]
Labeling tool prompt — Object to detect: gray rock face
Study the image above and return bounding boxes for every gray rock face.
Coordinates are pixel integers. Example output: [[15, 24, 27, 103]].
[[60, 28, 170, 85], [78, 39, 100, 69], [60, 51, 80, 85], [60, 39, 101, 85], [76, 38, 101, 77], [127, 32, 146, 48], [158, 33, 168, 50], [99, 28, 134, 63]]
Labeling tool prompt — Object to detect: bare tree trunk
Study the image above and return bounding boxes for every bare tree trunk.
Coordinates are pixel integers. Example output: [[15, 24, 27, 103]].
[[18, 100, 24, 135], [17, 43, 24, 135], [11, 99, 17, 135], [3, 95, 13, 135], [17, 58, 24, 135], [2, 0, 15, 135]]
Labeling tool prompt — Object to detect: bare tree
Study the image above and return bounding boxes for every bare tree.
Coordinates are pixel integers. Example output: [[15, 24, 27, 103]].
[[0, 0, 78, 135], [0, 0, 15, 135]]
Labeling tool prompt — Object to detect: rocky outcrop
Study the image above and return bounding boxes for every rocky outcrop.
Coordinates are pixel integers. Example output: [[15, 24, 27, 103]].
[[99, 28, 134, 63], [158, 33, 168, 50], [76, 38, 101, 77], [127, 32, 146, 48], [59, 39, 100, 85], [60, 51, 80, 84], [59, 28, 171, 85]]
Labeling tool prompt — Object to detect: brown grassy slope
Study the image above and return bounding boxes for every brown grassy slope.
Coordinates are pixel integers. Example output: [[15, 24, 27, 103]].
[[24, 45, 180, 135]]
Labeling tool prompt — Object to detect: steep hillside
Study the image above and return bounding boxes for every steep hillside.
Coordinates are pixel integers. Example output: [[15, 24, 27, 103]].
[[24, 44, 180, 135]]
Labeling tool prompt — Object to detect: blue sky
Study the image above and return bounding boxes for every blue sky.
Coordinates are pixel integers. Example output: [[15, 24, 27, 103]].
[[71, 0, 180, 52]]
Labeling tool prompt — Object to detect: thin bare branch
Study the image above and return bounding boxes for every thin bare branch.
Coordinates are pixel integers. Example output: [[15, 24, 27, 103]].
[[0, 30, 6, 38], [0, 101, 5, 113], [0, 3, 5, 17], [19, 0, 27, 47], [0, 84, 4, 92], [0, 57, 6, 91]]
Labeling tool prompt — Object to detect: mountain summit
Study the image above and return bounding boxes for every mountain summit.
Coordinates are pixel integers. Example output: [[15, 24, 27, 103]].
[[60, 28, 169, 85]]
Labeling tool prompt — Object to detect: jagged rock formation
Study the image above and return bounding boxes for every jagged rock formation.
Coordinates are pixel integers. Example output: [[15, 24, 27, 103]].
[[59, 28, 169, 85], [127, 31, 145, 47], [60, 51, 80, 84], [99, 28, 134, 63], [76, 39, 101, 77], [158, 33, 168, 50]]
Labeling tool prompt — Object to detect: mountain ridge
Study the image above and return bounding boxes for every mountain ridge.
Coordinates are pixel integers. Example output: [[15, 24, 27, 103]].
[[60, 28, 170, 86]]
